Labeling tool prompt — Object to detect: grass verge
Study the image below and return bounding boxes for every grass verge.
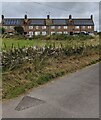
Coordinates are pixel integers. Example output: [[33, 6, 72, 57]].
[[2, 52, 100, 99]]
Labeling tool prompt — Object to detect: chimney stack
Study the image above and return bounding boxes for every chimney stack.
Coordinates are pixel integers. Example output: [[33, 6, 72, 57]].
[[69, 15, 72, 19], [47, 15, 50, 19], [91, 15, 93, 20], [2, 15, 4, 20], [25, 14, 27, 19]]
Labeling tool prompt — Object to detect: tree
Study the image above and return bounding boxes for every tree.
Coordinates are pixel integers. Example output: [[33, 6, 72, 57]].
[[0, 27, 5, 34], [14, 26, 24, 35]]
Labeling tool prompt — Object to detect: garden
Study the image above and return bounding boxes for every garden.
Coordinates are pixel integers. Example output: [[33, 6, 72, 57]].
[[1, 35, 100, 99]]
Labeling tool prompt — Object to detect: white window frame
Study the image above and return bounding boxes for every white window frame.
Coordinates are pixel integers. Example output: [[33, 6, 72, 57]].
[[82, 26, 86, 29], [29, 31, 33, 36], [51, 32, 55, 35], [88, 26, 92, 29], [57, 32, 62, 34], [42, 26, 46, 29], [10, 26, 14, 30], [29, 26, 33, 29], [36, 26, 39, 29], [42, 31, 46, 35], [51, 26, 55, 29], [63, 31, 68, 34], [64, 26, 68, 29], [4, 26, 7, 29], [35, 31, 40, 35], [75, 26, 80, 29], [58, 26, 61, 29]]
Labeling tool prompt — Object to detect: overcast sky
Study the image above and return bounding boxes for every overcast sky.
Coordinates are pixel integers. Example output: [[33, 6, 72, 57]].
[[1, 2, 100, 31]]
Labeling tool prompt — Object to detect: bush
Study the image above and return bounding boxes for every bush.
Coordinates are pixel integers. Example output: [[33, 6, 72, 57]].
[[14, 26, 24, 35], [0, 27, 5, 34], [2, 42, 100, 72]]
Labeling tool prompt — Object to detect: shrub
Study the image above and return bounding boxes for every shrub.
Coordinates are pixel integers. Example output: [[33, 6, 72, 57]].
[[2, 43, 100, 72], [14, 26, 24, 35]]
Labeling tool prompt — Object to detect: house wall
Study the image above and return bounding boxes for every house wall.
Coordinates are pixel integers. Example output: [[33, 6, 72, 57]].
[[1, 17, 94, 35], [3, 25, 94, 35]]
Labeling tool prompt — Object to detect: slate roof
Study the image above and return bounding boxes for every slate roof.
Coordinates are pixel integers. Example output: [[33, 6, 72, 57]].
[[29, 19, 45, 26], [52, 19, 68, 25], [3, 19, 23, 26], [2, 18, 94, 26], [73, 19, 94, 26]]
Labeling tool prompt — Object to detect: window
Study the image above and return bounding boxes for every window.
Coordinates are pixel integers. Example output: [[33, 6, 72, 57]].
[[63, 31, 68, 34], [42, 31, 46, 35], [36, 26, 39, 29], [8, 32, 14, 35], [57, 32, 62, 34], [35, 31, 40, 35], [29, 26, 33, 29], [75, 26, 79, 29], [51, 32, 55, 35], [64, 26, 68, 29], [82, 26, 85, 29], [51, 26, 55, 29], [88, 26, 92, 29], [42, 26, 46, 29], [58, 26, 61, 29], [29, 31, 33, 36], [10, 26, 14, 30], [4, 26, 7, 29]]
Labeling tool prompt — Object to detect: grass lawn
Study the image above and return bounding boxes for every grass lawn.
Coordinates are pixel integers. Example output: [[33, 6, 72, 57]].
[[2, 35, 99, 50]]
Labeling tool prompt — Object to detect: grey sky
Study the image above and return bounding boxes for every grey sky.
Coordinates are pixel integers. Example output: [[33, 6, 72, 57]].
[[1, 2, 99, 31]]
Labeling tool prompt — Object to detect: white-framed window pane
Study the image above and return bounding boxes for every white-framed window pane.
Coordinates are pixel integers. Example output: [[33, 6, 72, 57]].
[[51, 26, 55, 29], [82, 26, 85, 29], [64, 26, 68, 29], [10, 26, 14, 29], [29, 31, 33, 36], [36, 26, 39, 29], [4, 26, 7, 29], [29, 26, 33, 29], [75, 26, 79, 29], [42, 26, 46, 29], [57, 32, 62, 34], [51, 32, 55, 35], [58, 26, 61, 29], [88, 26, 92, 29], [42, 31, 46, 35], [35, 31, 40, 35], [63, 31, 68, 34]]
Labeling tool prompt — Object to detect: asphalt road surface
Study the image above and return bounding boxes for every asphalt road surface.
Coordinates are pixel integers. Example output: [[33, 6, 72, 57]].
[[2, 63, 99, 118]]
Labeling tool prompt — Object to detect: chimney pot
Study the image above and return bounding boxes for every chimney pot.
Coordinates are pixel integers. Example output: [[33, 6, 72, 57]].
[[25, 14, 27, 19], [47, 15, 50, 19], [69, 15, 72, 19], [91, 15, 93, 20], [2, 15, 4, 20]]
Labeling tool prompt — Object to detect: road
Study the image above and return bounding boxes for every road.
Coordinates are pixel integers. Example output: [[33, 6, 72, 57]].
[[2, 63, 99, 118]]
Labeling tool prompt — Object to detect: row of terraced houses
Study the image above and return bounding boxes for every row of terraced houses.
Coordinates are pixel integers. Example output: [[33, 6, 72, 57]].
[[1, 14, 94, 36]]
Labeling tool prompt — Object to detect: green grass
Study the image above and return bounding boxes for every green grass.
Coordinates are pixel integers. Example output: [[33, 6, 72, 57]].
[[2, 35, 99, 50], [2, 38, 46, 50], [2, 35, 100, 99]]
